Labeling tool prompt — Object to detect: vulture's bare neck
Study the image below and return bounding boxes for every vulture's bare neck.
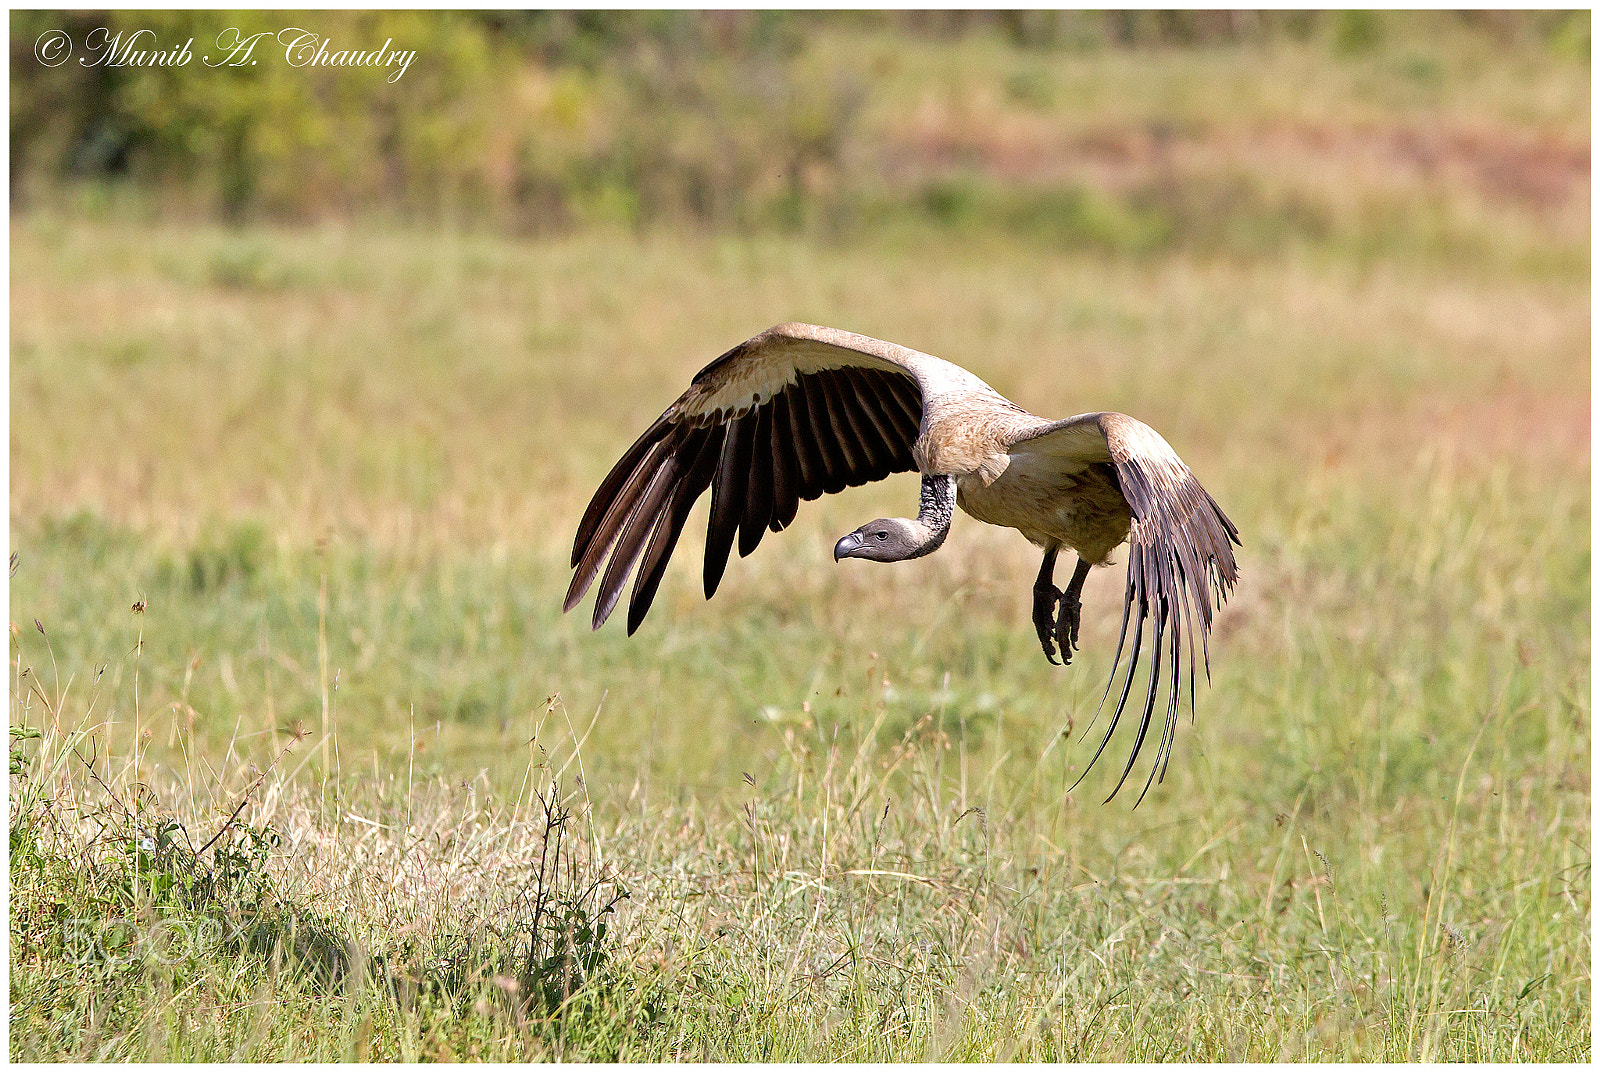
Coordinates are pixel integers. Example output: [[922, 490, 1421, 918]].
[[906, 474, 957, 558]]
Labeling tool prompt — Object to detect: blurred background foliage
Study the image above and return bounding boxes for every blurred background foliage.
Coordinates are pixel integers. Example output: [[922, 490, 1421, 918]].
[[10, 9, 1590, 259]]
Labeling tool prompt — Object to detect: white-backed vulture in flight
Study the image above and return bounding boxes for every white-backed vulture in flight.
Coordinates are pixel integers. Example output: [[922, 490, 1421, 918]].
[[565, 323, 1240, 802]]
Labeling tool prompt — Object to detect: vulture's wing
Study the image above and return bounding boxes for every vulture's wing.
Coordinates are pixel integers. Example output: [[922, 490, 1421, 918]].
[[1010, 412, 1240, 804], [566, 323, 984, 634]]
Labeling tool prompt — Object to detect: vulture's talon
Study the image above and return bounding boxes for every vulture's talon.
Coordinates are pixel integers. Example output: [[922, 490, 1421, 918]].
[[1054, 594, 1082, 665], [1033, 583, 1061, 663]]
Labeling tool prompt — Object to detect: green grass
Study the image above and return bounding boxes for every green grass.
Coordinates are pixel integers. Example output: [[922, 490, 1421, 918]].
[[8, 28, 1589, 1058]]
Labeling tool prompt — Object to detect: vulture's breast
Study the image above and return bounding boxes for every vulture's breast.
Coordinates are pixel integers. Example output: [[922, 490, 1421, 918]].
[[956, 458, 1132, 562]]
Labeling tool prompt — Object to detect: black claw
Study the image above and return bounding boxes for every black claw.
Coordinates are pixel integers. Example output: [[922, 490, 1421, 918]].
[[1054, 594, 1082, 665], [1033, 546, 1066, 666], [1033, 583, 1061, 664]]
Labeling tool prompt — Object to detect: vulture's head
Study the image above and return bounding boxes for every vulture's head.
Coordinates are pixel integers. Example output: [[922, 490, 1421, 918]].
[[834, 518, 931, 563]]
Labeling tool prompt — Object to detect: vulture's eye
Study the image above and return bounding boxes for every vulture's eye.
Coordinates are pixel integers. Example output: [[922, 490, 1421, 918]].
[[874, 531, 888, 540]]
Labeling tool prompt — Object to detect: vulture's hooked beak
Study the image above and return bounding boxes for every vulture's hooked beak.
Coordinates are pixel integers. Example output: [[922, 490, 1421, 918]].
[[833, 532, 864, 561]]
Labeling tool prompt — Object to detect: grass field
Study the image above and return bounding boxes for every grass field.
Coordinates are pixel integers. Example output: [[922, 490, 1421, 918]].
[[10, 26, 1590, 1062]]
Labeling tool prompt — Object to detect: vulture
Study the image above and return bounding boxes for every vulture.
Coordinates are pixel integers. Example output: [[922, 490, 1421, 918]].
[[565, 323, 1239, 801]]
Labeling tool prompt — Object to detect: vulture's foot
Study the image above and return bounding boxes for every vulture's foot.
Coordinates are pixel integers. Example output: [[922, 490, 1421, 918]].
[[1053, 591, 1082, 665], [1032, 579, 1063, 665]]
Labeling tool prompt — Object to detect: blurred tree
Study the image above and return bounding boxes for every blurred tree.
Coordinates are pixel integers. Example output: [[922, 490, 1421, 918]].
[[12, 11, 507, 221], [8, 10, 1588, 234]]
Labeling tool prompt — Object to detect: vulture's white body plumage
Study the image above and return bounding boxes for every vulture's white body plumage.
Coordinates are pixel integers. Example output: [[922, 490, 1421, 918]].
[[566, 323, 1240, 802]]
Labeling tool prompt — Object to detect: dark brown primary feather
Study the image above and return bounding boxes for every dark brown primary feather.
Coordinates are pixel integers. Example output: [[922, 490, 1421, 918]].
[[566, 433, 673, 608], [804, 375, 852, 493], [782, 383, 827, 498], [627, 426, 724, 633], [739, 405, 776, 558], [833, 368, 901, 478], [767, 392, 800, 531], [590, 448, 681, 630], [564, 336, 925, 634], [705, 411, 756, 593]]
